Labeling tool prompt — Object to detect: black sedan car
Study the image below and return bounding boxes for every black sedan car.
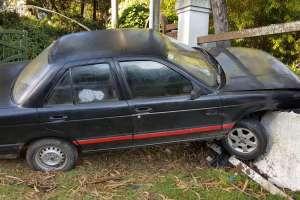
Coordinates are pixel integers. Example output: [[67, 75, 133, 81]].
[[1, 29, 300, 171]]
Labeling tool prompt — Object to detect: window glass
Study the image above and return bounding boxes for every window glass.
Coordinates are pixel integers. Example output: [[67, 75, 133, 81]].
[[14, 44, 53, 104], [165, 37, 218, 88], [72, 64, 118, 104], [120, 61, 193, 98], [47, 70, 73, 105]]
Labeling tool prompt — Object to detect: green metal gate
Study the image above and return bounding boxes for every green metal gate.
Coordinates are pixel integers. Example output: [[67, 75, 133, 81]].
[[0, 29, 28, 64]]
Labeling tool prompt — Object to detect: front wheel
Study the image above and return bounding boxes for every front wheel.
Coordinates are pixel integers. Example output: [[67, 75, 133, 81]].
[[222, 119, 268, 160], [26, 138, 78, 171]]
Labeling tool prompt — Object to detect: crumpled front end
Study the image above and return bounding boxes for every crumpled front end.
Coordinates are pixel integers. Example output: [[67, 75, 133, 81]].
[[208, 47, 300, 92]]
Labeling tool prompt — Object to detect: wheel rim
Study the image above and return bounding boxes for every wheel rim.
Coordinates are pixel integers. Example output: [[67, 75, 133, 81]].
[[227, 128, 258, 153], [35, 145, 67, 170]]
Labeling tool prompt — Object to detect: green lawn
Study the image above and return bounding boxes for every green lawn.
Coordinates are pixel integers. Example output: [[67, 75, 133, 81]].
[[0, 143, 297, 200]]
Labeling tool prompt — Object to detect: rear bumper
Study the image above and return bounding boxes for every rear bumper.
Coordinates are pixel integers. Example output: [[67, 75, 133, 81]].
[[0, 143, 23, 159]]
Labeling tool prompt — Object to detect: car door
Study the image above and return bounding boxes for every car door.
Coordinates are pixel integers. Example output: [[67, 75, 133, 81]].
[[38, 60, 134, 152], [116, 59, 227, 146]]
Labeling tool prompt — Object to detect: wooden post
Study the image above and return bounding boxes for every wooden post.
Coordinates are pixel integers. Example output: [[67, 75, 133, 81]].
[[149, 0, 160, 31], [211, 0, 230, 47], [197, 21, 300, 44], [111, 0, 118, 29]]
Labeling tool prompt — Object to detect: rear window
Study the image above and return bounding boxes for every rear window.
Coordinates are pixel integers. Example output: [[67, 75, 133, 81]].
[[13, 45, 52, 104]]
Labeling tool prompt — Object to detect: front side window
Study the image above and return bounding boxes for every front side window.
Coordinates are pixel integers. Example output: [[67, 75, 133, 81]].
[[120, 61, 193, 99], [165, 37, 219, 88], [47, 63, 118, 105]]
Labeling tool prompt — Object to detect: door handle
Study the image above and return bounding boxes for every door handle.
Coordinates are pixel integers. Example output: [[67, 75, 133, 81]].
[[49, 115, 68, 122], [134, 107, 153, 114]]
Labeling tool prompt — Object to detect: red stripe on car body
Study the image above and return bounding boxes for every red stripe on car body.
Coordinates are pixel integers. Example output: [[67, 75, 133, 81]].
[[223, 123, 235, 129], [75, 135, 132, 145], [133, 125, 223, 140], [74, 123, 235, 145]]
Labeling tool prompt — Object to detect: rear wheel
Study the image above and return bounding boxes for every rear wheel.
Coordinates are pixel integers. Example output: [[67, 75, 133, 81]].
[[222, 119, 268, 160], [26, 139, 78, 171]]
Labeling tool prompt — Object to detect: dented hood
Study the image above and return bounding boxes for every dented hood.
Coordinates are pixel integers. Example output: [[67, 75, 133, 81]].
[[208, 47, 300, 91]]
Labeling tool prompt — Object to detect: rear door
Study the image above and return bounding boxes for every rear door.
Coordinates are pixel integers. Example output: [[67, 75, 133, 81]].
[[116, 58, 226, 146], [38, 59, 134, 152]]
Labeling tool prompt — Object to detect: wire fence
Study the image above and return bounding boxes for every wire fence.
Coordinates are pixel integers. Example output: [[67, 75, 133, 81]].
[[0, 29, 28, 64]]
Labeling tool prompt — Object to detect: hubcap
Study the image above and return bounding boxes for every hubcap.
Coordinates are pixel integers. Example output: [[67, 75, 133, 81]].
[[227, 128, 258, 153], [35, 146, 66, 169]]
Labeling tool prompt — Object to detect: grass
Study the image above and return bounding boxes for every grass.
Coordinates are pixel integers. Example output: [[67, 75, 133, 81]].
[[0, 142, 298, 200]]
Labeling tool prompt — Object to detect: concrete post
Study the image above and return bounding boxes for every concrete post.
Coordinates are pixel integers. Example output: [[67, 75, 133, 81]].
[[111, 0, 118, 28], [149, 0, 161, 31], [176, 0, 211, 47]]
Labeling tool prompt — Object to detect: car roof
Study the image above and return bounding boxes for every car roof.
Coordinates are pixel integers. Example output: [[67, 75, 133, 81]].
[[49, 29, 168, 64]]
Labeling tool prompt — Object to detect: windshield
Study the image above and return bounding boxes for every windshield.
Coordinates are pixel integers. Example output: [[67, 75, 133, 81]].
[[13, 45, 52, 104], [165, 37, 219, 88]]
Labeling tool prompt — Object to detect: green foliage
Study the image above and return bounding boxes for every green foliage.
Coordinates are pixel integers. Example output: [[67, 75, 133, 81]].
[[118, 0, 177, 28], [227, 0, 300, 69], [161, 0, 177, 23], [119, 3, 149, 28], [1, 11, 52, 59], [0, 11, 102, 59]]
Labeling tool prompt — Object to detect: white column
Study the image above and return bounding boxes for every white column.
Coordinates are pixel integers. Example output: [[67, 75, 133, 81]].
[[176, 0, 211, 47], [111, 0, 118, 28], [149, 0, 161, 31]]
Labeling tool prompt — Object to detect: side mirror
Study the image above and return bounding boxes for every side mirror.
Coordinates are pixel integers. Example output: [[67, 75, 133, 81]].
[[190, 85, 202, 100]]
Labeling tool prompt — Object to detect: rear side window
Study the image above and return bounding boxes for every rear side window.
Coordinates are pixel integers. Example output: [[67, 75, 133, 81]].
[[120, 61, 192, 99], [72, 64, 118, 104], [47, 63, 118, 105], [47, 71, 73, 105]]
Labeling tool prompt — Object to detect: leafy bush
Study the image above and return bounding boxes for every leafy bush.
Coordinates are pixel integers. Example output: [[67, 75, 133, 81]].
[[0, 11, 104, 59], [0, 12, 54, 59], [161, 0, 177, 23], [119, 3, 149, 28], [227, 0, 300, 67]]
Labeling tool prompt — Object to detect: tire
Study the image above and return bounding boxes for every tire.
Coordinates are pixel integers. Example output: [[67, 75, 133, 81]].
[[222, 119, 268, 160], [26, 138, 78, 172]]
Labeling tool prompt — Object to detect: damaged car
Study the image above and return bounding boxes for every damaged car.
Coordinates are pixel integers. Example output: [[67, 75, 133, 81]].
[[0, 29, 300, 171]]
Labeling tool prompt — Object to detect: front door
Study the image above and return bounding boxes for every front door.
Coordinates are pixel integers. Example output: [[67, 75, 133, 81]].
[[117, 59, 226, 146], [38, 61, 134, 152]]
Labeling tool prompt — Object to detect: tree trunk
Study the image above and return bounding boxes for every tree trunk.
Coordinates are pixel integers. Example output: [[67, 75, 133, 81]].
[[0, 0, 3, 9], [111, 0, 118, 28], [149, 0, 160, 31], [80, 0, 85, 17], [211, 0, 230, 47], [93, 0, 97, 21]]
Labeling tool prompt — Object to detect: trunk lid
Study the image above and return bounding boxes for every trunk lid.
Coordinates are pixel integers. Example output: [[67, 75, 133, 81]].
[[0, 61, 28, 108]]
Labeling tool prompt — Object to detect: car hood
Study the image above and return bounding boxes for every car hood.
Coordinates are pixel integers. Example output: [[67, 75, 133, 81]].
[[208, 47, 300, 91], [0, 61, 29, 108]]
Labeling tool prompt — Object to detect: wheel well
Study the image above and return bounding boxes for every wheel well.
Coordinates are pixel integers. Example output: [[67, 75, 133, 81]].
[[241, 110, 269, 122], [20, 136, 80, 158]]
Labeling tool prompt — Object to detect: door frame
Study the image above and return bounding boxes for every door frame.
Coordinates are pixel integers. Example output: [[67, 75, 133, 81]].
[[112, 56, 227, 145], [112, 56, 215, 99], [37, 58, 136, 151]]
